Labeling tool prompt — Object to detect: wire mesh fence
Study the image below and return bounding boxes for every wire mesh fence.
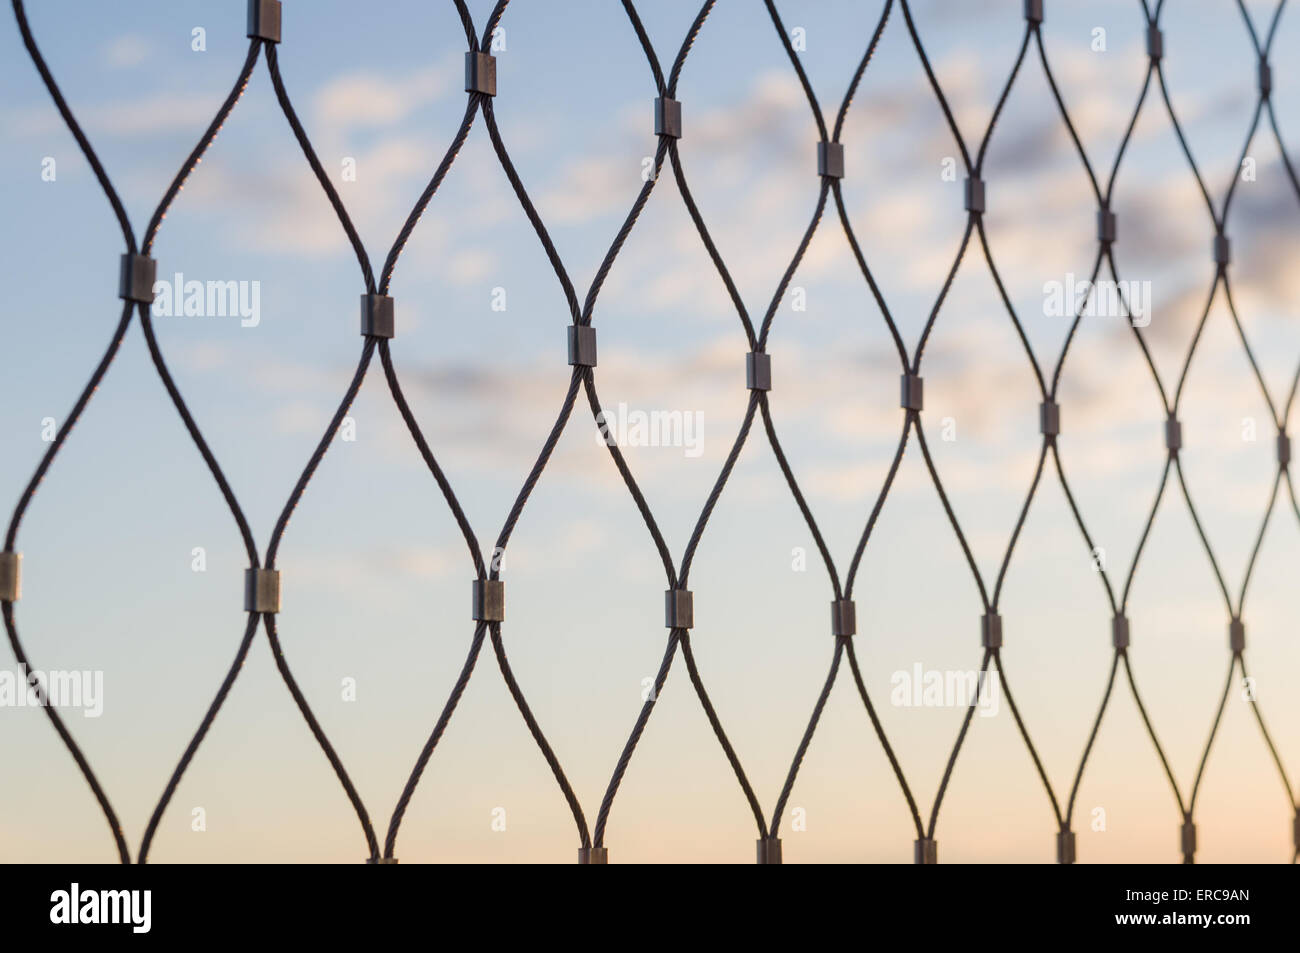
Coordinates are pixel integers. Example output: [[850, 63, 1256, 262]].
[[3, 0, 1298, 864]]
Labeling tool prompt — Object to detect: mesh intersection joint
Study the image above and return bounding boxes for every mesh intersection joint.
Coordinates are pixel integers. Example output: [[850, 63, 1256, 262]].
[[465, 52, 497, 97], [568, 325, 597, 368], [654, 96, 682, 139], [118, 253, 157, 304], [665, 589, 694, 629], [900, 374, 924, 412], [0, 551, 21, 603], [246, 0, 281, 44], [757, 837, 783, 864], [472, 579, 505, 623], [914, 838, 938, 865], [1164, 416, 1183, 455], [244, 568, 281, 614], [1039, 400, 1060, 438], [1096, 209, 1117, 245], [360, 294, 395, 339], [830, 599, 856, 637], [1056, 830, 1076, 865], [1112, 614, 1130, 651], [1146, 24, 1164, 62], [746, 351, 771, 391], [1213, 234, 1231, 268], [981, 612, 1003, 650], [817, 141, 844, 179]]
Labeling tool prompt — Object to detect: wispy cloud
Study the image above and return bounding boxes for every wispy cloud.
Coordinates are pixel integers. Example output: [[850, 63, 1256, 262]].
[[103, 33, 149, 70]]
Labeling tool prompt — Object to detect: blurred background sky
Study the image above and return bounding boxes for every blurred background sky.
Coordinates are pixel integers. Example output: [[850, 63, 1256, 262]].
[[1, 0, 1299, 863]]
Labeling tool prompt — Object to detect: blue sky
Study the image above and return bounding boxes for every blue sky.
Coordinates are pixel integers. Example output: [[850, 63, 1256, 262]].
[[1, 0, 1299, 862]]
